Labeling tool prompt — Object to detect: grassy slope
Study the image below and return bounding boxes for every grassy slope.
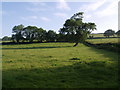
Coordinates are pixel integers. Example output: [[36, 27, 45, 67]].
[[86, 38, 118, 44], [90, 34, 118, 38], [2, 43, 118, 88], [90, 34, 104, 37]]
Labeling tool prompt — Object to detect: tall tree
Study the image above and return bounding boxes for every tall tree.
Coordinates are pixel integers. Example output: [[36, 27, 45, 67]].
[[59, 12, 96, 47], [12, 24, 24, 43]]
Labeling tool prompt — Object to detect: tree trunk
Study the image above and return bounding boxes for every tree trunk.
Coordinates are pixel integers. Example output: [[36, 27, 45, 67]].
[[73, 42, 78, 47], [16, 39, 19, 43]]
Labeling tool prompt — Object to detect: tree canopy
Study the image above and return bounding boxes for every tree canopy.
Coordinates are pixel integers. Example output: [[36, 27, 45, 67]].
[[2, 36, 11, 41], [59, 12, 96, 46], [7, 12, 119, 45], [104, 29, 115, 37], [116, 30, 120, 37], [12, 24, 24, 43], [11, 24, 57, 43]]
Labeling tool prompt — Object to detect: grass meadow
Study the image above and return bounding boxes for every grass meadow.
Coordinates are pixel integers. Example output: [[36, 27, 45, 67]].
[[86, 38, 119, 44], [90, 34, 118, 38], [90, 34, 104, 37], [2, 42, 118, 88]]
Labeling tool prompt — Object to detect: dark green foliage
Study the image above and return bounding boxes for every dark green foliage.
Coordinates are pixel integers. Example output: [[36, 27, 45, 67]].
[[116, 30, 120, 37], [59, 12, 96, 46], [35, 28, 47, 42], [104, 29, 115, 37], [85, 40, 120, 53], [46, 30, 57, 42], [2, 36, 11, 41], [23, 26, 38, 42], [12, 24, 24, 43], [9, 12, 97, 44], [11, 25, 57, 43]]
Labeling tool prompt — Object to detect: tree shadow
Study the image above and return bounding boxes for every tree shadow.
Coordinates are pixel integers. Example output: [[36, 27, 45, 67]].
[[84, 41, 120, 53], [2, 46, 71, 50], [2, 44, 119, 88], [2, 59, 118, 88], [87, 46, 119, 60]]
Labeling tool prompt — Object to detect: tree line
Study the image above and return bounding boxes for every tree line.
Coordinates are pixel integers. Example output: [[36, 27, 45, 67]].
[[103, 29, 120, 37], [11, 25, 58, 43], [2, 12, 120, 46], [2, 29, 120, 42], [9, 12, 97, 46]]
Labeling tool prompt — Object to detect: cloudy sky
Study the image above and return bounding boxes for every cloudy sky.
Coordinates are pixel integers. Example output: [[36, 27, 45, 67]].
[[1, 0, 119, 37]]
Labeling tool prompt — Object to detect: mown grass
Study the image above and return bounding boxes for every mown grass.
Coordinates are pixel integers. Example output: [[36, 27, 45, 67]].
[[86, 38, 119, 44], [2, 43, 118, 88]]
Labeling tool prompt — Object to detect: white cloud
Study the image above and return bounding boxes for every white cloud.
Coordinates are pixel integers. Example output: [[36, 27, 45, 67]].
[[56, 0, 71, 11], [77, 0, 118, 33], [40, 17, 50, 22], [54, 12, 68, 18], [78, 0, 118, 18], [21, 16, 50, 22], [77, 0, 108, 22], [27, 2, 46, 12], [88, 0, 107, 11], [79, 0, 107, 13], [95, 1, 118, 17], [21, 16, 38, 21], [84, 14, 92, 19]]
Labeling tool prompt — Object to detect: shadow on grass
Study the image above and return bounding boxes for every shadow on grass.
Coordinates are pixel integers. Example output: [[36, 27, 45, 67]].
[[2, 46, 71, 50], [2, 44, 119, 88], [87, 46, 119, 60], [84, 41, 120, 53], [2, 60, 118, 88]]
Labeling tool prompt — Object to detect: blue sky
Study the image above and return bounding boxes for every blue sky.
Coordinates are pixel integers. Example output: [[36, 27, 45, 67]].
[[1, 0, 118, 38]]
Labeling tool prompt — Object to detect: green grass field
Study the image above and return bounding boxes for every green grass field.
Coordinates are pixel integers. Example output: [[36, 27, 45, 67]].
[[90, 34, 118, 38], [90, 34, 104, 37], [2, 43, 118, 88], [86, 38, 119, 44]]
